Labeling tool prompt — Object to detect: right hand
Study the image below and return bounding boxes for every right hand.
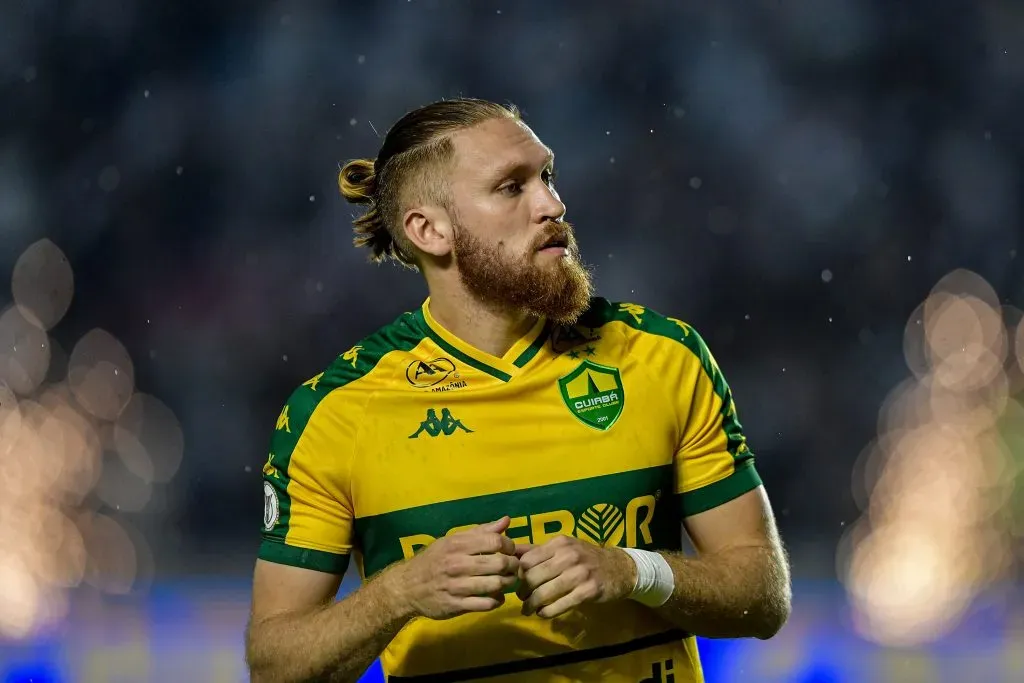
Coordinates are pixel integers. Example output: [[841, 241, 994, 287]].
[[384, 516, 520, 620]]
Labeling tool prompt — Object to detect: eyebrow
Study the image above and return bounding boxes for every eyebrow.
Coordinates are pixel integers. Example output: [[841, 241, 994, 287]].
[[490, 149, 555, 180]]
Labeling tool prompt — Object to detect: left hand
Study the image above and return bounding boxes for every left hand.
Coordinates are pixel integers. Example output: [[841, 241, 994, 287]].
[[514, 535, 637, 618]]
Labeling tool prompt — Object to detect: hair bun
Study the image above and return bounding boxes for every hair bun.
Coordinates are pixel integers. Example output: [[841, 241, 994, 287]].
[[338, 158, 377, 205]]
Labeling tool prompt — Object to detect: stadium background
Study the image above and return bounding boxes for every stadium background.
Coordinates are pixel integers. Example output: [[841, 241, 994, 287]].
[[2, 1, 1023, 681]]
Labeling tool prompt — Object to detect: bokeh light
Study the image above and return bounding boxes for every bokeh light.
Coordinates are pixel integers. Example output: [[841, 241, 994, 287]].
[[0, 241, 180, 640], [68, 328, 135, 421], [0, 305, 50, 396], [80, 513, 139, 596], [11, 238, 74, 331], [1016, 316, 1024, 376], [114, 392, 185, 484], [0, 381, 22, 456], [4, 2, 1024, 678], [840, 268, 1023, 648]]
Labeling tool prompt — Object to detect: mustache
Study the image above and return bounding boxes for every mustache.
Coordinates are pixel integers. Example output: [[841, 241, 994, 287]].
[[533, 220, 577, 250]]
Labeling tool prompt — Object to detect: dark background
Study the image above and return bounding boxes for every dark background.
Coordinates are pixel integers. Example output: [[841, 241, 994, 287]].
[[2, 1, 1023, 680]]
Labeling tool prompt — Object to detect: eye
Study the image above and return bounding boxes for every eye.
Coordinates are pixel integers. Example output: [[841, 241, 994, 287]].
[[499, 181, 522, 196], [542, 167, 557, 184]]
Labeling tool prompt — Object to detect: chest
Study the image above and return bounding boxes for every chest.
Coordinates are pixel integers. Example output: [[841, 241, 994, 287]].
[[349, 353, 682, 576], [358, 353, 678, 498]]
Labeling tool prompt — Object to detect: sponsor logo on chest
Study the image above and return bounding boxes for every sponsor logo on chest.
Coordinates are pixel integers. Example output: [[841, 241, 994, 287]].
[[405, 358, 468, 393], [398, 491, 661, 559]]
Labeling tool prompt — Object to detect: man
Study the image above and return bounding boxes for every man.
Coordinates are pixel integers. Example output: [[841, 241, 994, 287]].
[[245, 98, 791, 683]]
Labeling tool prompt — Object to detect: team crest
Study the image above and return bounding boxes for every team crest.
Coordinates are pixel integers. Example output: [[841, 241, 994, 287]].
[[263, 481, 279, 531], [557, 361, 624, 431]]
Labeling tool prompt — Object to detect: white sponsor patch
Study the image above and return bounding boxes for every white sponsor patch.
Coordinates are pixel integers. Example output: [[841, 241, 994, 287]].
[[263, 481, 280, 531]]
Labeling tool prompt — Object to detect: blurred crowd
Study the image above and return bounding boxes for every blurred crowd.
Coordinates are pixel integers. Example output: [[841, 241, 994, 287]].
[[2, 0, 1023, 650]]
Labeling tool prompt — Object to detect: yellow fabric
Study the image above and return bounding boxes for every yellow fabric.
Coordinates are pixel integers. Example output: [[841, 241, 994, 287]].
[[258, 298, 761, 682]]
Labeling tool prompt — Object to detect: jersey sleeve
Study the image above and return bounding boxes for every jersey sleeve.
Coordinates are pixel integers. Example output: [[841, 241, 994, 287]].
[[259, 380, 355, 574], [673, 328, 762, 517]]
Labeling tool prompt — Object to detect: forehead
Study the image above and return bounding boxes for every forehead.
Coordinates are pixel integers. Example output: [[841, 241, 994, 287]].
[[449, 118, 552, 178]]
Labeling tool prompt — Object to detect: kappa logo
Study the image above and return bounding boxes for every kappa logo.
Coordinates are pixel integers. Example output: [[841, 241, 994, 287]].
[[406, 358, 456, 388], [558, 360, 624, 431], [275, 405, 291, 433], [342, 345, 362, 368], [619, 303, 646, 326], [409, 408, 473, 438], [263, 452, 281, 479]]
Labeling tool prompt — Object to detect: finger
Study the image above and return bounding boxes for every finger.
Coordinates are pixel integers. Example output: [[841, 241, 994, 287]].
[[536, 587, 589, 619], [450, 574, 518, 597], [515, 573, 532, 603], [517, 543, 557, 571], [521, 573, 574, 617], [503, 553, 521, 575], [513, 543, 535, 557], [473, 516, 510, 534], [515, 555, 550, 603], [457, 594, 505, 613], [521, 557, 563, 593], [467, 553, 519, 576], [496, 533, 517, 556], [456, 531, 514, 556]]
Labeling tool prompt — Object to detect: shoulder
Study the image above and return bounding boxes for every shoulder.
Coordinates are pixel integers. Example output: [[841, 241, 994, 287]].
[[579, 297, 706, 353], [578, 296, 727, 388], [277, 309, 427, 427]]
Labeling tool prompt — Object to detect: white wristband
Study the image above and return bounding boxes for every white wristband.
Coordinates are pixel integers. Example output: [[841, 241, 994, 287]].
[[619, 548, 674, 607]]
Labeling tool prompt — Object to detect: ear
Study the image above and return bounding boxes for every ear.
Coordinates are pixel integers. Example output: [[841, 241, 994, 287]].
[[403, 204, 453, 258]]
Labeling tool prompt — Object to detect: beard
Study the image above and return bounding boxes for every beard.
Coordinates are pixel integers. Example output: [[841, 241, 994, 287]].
[[451, 220, 594, 325]]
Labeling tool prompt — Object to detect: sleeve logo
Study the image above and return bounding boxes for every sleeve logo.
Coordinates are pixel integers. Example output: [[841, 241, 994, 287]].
[[342, 345, 363, 368], [263, 481, 280, 531], [263, 452, 280, 479], [618, 303, 646, 326], [275, 405, 291, 433], [667, 317, 692, 337], [301, 372, 324, 391]]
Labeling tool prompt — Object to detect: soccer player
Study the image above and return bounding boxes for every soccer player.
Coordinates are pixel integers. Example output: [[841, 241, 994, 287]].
[[245, 98, 791, 683]]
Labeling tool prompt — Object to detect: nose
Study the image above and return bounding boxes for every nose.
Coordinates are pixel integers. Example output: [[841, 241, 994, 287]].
[[535, 183, 566, 225]]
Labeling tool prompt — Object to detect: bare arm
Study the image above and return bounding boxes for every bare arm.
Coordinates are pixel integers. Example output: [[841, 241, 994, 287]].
[[246, 517, 520, 683], [245, 560, 413, 683], [651, 486, 792, 639]]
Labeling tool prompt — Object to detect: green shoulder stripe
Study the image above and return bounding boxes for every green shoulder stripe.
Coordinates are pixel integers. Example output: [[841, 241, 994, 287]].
[[261, 311, 426, 545], [584, 297, 751, 465], [581, 298, 708, 362]]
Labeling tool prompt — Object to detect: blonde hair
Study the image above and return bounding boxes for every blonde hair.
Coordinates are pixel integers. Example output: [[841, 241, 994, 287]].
[[338, 98, 519, 268]]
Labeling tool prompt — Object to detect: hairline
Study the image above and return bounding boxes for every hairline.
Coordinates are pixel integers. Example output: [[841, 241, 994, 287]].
[[442, 119, 554, 191], [397, 114, 527, 207]]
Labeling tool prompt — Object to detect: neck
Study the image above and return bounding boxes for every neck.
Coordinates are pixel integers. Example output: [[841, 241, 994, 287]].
[[425, 283, 538, 358]]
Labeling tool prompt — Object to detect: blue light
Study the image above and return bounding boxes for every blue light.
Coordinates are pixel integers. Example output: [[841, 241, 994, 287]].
[[795, 662, 846, 683], [3, 662, 61, 683], [694, 637, 739, 682], [358, 659, 384, 683]]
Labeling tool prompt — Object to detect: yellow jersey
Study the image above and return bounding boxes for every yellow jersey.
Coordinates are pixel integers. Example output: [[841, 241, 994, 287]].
[[258, 297, 762, 683]]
